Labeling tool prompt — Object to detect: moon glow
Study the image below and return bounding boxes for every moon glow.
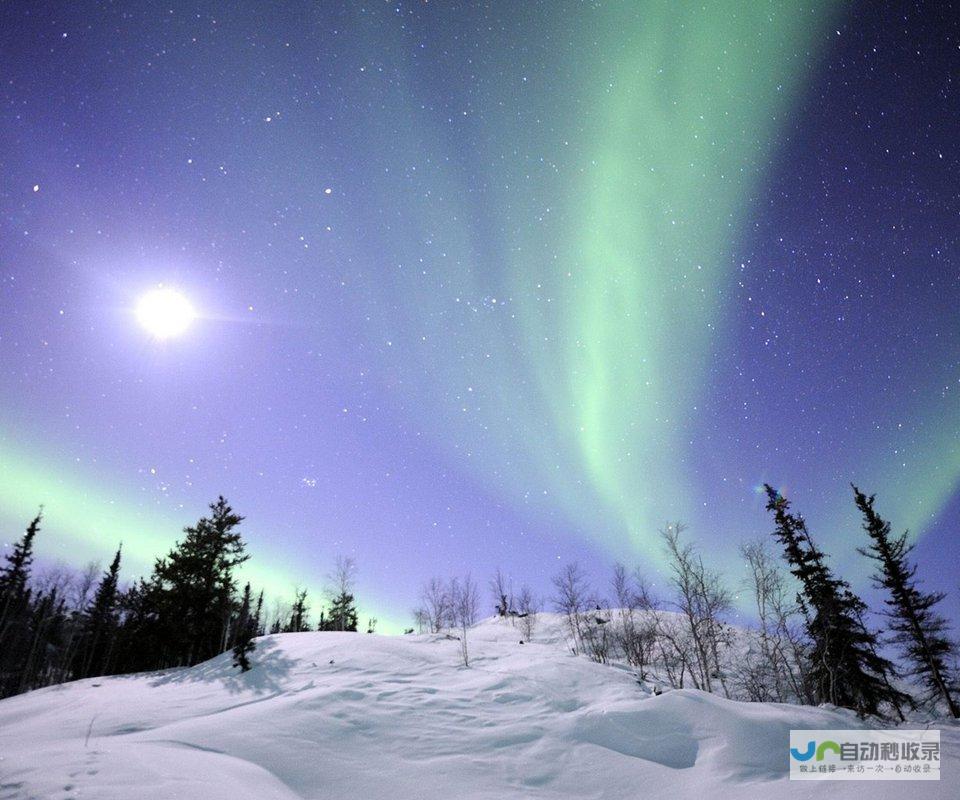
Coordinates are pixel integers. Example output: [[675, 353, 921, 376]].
[[136, 287, 195, 339]]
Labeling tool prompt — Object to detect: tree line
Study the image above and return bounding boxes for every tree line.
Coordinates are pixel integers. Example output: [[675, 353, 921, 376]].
[[2, 484, 957, 720], [0, 496, 362, 699], [413, 484, 958, 719]]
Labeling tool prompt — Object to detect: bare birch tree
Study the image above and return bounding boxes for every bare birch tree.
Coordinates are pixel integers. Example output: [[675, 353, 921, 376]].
[[419, 577, 451, 633], [551, 563, 590, 654], [515, 585, 540, 641], [661, 523, 732, 696], [450, 574, 480, 666]]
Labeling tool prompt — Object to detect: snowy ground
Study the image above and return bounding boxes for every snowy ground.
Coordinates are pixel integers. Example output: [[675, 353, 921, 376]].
[[0, 616, 956, 799]]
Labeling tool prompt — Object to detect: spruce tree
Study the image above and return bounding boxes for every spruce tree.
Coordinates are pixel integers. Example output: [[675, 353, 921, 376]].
[[253, 590, 264, 636], [0, 513, 42, 697], [0, 512, 41, 636], [320, 556, 359, 632], [853, 486, 959, 718], [321, 591, 358, 632], [151, 497, 249, 666], [112, 576, 165, 673], [79, 545, 123, 678], [232, 582, 256, 672], [764, 485, 910, 718], [286, 588, 310, 632], [18, 588, 67, 693]]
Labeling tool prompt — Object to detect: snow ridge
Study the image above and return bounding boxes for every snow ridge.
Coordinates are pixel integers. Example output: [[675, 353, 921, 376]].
[[0, 616, 955, 799]]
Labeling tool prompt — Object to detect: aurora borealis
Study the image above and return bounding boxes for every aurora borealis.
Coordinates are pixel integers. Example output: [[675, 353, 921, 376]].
[[1, 2, 958, 629]]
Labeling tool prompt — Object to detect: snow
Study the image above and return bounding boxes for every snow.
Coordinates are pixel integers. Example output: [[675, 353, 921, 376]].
[[0, 615, 956, 799]]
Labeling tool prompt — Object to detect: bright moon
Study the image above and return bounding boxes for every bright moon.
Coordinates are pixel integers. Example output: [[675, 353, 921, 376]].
[[136, 287, 195, 339]]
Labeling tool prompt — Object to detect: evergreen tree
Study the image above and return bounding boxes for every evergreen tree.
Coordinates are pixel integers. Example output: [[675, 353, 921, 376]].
[[286, 588, 310, 632], [764, 485, 910, 718], [321, 590, 358, 632], [232, 583, 256, 672], [112, 576, 164, 673], [853, 486, 959, 718], [0, 513, 42, 698], [18, 588, 67, 693], [0, 512, 41, 636], [253, 590, 264, 636], [0, 498, 266, 698], [320, 556, 359, 632], [78, 545, 123, 678], [150, 497, 249, 666]]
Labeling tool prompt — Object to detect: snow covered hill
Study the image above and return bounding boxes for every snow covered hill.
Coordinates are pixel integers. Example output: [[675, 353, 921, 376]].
[[0, 616, 956, 799]]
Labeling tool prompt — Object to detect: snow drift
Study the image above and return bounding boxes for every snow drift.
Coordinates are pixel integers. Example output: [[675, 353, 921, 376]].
[[0, 615, 955, 799]]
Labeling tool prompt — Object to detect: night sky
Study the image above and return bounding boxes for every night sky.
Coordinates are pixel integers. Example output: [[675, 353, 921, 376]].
[[1, 2, 958, 630]]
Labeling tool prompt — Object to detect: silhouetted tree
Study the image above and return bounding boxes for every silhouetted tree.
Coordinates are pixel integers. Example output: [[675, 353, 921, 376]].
[[853, 486, 959, 718], [286, 588, 310, 632], [149, 497, 249, 666], [111, 575, 165, 673], [0, 512, 41, 636], [78, 545, 123, 678], [764, 485, 909, 718], [321, 592, 358, 632], [320, 557, 359, 632], [0, 513, 42, 697], [253, 590, 264, 636], [232, 582, 256, 672], [18, 587, 67, 693]]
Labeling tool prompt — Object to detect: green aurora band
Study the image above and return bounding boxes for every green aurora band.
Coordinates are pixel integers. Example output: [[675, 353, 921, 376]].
[[354, 2, 852, 564], [525, 3, 837, 546]]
